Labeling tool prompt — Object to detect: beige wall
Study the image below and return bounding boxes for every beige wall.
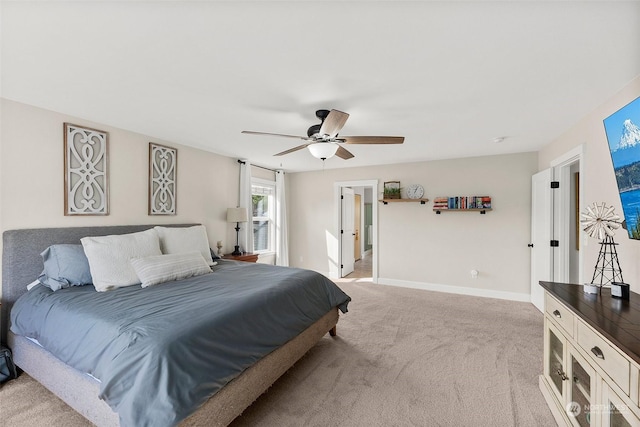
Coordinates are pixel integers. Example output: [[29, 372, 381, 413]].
[[5, 72, 639, 300], [0, 99, 242, 296], [538, 75, 640, 292], [288, 152, 538, 299]]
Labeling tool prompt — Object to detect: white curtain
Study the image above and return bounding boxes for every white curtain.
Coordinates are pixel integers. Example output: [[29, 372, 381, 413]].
[[239, 161, 254, 253], [275, 170, 289, 266]]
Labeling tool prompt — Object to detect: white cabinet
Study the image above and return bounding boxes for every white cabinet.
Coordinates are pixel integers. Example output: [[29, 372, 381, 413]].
[[568, 346, 597, 426], [544, 318, 597, 426], [576, 321, 630, 396], [545, 319, 566, 404], [601, 384, 640, 427], [539, 285, 640, 427], [546, 292, 575, 337]]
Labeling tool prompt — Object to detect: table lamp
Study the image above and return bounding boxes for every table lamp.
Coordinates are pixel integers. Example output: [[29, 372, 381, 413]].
[[227, 207, 248, 256]]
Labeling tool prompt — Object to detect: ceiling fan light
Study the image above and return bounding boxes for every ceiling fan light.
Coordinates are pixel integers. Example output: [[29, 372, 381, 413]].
[[307, 143, 338, 160]]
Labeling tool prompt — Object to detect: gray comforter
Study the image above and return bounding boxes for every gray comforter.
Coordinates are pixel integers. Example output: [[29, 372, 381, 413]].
[[10, 260, 350, 427]]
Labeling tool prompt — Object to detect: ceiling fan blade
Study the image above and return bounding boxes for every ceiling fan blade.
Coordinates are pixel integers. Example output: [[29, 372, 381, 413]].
[[335, 146, 355, 160], [341, 136, 404, 144], [319, 109, 349, 138], [274, 143, 310, 156], [242, 130, 308, 140]]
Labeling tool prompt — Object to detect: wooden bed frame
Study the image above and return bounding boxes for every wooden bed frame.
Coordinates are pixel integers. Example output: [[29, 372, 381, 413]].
[[1, 224, 339, 426]]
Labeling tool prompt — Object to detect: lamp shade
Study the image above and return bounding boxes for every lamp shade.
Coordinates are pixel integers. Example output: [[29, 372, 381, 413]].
[[227, 207, 248, 223], [307, 142, 339, 160]]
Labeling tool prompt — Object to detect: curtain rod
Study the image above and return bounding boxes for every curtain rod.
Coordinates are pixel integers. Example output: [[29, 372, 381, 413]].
[[237, 159, 284, 174]]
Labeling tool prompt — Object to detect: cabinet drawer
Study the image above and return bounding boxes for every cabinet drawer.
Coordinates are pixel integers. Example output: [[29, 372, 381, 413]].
[[577, 320, 630, 395], [545, 293, 574, 337]]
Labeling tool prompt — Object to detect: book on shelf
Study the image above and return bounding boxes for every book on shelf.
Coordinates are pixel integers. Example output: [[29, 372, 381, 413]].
[[433, 197, 449, 210]]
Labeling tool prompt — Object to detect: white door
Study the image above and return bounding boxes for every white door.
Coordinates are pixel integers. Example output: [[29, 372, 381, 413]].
[[341, 187, 355, 277], [354, 194, 362, 261], [531, 169, 553, 312]]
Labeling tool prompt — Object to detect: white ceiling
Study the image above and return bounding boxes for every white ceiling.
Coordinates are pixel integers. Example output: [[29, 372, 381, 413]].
[[2, 1, 639, 172]]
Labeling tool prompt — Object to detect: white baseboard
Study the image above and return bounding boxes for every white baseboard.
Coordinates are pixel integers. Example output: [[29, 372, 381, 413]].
[[377, 277, 531, 303]]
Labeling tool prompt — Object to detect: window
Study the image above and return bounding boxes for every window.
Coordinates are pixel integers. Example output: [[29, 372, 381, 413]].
[[252, 180, 275, 253]]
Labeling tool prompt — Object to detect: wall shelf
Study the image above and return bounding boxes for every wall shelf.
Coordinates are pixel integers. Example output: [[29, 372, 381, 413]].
[[433, 196, 491, 214], [434, 208, 492, 214], [379, 198, 429, 205]]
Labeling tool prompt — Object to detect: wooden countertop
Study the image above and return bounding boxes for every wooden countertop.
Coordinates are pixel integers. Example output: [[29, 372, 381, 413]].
[[540, 281, 640, 365]]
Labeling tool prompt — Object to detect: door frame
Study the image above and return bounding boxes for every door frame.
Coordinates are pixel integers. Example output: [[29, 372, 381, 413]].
[[550, 145, 584, 284], [334, 180, 378, 283], [340, 187, 356, 277], [354, 193, 362, 261]]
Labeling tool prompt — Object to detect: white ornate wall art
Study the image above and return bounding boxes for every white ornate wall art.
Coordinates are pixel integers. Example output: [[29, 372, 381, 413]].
[[149, 143, 177, 215], [64, 123, 109, 215]]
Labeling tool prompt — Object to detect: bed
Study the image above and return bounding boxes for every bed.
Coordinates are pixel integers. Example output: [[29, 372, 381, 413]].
[[1, 224, 350, 427]]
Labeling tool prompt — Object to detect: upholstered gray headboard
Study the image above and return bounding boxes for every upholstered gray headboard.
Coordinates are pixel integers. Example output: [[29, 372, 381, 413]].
[[1, 224, 197, 345]]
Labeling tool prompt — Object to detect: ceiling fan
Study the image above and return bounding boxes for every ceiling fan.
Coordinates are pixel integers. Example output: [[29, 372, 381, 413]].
[[241, 109, 404, 160]]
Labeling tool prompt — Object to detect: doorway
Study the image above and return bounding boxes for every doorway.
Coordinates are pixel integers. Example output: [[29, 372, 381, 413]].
[[552, 154, 582, 285], [341, 187, 355, 277], [530, 146, 583, 311], [335, 180, 378, 282], [354, 193, 362, 262]]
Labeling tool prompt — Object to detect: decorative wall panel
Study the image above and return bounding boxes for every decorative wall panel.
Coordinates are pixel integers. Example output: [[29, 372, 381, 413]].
[[149, 143, 177, 215], [64, 123, 109, 215]]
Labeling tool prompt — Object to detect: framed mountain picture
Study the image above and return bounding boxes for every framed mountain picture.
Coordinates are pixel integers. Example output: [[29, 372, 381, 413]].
[[603, 96, 640, 239]]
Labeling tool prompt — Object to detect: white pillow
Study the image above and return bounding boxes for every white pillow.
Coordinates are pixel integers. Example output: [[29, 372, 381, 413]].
[[81, 229, 162, 292], [130, 252, 212, 288], [154, 225, 215, 266]]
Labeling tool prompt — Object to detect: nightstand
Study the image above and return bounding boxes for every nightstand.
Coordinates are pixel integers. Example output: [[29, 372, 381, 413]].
[[223, 253, 259, 263]]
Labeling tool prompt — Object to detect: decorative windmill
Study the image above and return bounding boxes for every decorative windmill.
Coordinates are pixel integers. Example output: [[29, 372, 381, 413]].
[[580, 202, 623, 290]]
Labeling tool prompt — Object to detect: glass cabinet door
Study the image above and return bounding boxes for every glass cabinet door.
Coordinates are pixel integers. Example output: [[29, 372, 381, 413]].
[[609, 409, 633, 427], [602, 384, 639, 427], [547, 321, 566, 401], [567, 348, 595, 427]]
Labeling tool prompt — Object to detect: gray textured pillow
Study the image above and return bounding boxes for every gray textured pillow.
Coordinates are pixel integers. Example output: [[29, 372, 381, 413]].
[[130, 252, 212, 288], [38, 244, 93, 291]]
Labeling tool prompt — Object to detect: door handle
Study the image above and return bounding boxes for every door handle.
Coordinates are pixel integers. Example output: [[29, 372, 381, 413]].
[[528, 243, 534, 248], [553, 310, 561, 318]]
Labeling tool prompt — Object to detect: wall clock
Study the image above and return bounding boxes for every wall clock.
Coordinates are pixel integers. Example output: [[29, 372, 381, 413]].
[[406, 184, 424, 199]]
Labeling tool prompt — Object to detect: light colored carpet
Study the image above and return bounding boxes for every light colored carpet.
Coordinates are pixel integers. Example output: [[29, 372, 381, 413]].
[[0, 281, 555, 427]]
